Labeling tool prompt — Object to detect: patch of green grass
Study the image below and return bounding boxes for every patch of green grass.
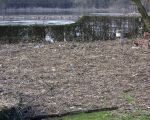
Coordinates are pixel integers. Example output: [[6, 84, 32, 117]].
[[55, 112, 116, 120], [54, 111, 150, 120], [123, 94, 135, 104]]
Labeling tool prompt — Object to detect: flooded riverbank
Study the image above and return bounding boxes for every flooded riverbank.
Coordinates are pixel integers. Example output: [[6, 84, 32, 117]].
[[0, 16, 142, 44]]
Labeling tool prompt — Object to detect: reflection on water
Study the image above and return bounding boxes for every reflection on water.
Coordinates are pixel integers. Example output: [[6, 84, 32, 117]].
[[0, 20, 75, 26], [90, 12, 140, 16], [0, 12, 143, 26]]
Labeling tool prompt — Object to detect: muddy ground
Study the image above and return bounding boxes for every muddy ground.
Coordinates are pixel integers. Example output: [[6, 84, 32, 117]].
[[0, 40, 150, 115]]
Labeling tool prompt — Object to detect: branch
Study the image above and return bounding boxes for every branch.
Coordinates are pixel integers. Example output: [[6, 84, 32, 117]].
[[131, 0, 150, 31]]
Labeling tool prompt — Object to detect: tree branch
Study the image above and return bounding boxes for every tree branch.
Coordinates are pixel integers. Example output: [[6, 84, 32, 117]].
[[131, 0, 150, 32]]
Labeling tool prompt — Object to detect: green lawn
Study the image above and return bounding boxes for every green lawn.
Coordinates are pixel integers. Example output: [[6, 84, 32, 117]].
[[54, 111, 150, 120]]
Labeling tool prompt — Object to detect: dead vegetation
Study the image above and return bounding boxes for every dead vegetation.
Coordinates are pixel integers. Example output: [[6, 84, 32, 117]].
[[0, 40, 150, 115]]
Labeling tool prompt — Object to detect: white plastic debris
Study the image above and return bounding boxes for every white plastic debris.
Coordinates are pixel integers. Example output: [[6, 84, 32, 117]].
[[52, 67, 56, 72], [70, 106, 75, 109], [132, 74, 138, 77], [76, 32, 80, 37], [34, 45, 40, 49], [132, 46, 139, 49], [116, 30, 121, 38], [77, 108, 83, 110], [69, 64, 75, 71]]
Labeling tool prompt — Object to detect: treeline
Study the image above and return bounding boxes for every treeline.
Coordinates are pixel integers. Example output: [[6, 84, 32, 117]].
[[2, 0, 150, 13], [0, 0, 131, 9]]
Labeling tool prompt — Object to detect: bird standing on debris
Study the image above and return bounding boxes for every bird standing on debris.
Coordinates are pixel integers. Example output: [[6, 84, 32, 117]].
[[45, 34, 54, 43]]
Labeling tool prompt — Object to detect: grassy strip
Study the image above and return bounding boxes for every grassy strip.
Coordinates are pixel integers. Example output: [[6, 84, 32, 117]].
[[54, 110, 150, 120]]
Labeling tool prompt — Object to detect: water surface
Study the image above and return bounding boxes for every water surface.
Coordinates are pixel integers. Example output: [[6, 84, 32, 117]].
[[0, 20, 75, 26]]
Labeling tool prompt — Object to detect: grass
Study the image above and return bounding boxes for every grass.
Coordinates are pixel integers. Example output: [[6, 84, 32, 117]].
[[53, 110, 150, 120], [123, 94, 135, 104]]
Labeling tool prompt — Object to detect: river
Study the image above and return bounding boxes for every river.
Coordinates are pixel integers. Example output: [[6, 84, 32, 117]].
[[0, 20, 75, 26]]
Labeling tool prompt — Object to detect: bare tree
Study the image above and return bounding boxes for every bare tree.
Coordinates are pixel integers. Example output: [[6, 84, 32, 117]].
[[131, 0, 150, 31], [131, 0, 150, 47]]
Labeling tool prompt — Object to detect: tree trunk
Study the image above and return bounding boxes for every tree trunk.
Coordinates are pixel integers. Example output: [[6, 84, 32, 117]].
[[131, 0, 150, 48]]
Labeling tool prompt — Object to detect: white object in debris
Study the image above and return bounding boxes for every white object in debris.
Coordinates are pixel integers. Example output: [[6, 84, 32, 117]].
[[76, 32, 80, 37], [52, 67, 56, 72], [116, 30, 121, 38], [70, 106, 75, 109], [34, 45, 40, 49], [132, 46, 139, 49], [45, 34, 54, 43]]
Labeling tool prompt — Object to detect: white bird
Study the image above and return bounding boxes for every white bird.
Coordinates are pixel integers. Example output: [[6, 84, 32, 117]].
[[45, 34, 54, 43], [116, 30, 121, 38]]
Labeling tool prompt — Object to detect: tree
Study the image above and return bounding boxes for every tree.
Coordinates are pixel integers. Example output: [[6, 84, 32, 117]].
[[131, 0, 150, 47], [131, 0, 150, 32]]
